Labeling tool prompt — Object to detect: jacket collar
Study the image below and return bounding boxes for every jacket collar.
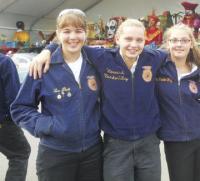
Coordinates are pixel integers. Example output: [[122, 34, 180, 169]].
[[50, 45, 92, 65], [163, 55, 200, 78]]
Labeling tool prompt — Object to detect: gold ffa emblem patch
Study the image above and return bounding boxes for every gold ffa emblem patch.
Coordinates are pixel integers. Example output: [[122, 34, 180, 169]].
[[189, 81, 198, 94], [87, 76, 97, 91], [142, 66, 152, 82]]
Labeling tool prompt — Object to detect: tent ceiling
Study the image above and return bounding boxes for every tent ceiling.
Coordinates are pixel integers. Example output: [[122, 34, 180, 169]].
[[0, 0, 102, 28]]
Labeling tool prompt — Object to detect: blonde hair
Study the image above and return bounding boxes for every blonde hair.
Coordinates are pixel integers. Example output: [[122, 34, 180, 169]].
[[161, 23, 200, 67], [56, 9, 87, 31], [115, 19, 145, 37]]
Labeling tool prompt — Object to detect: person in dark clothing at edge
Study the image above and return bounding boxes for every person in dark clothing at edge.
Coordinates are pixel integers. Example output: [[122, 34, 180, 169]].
[[28, 17, 168, 181], [0, 53, 31, 181]]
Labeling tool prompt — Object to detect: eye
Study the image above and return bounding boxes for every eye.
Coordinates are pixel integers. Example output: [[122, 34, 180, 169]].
[[169, 39, 178, 43], [169, 39, 191, 44], [125, 37, 132, 41], [62, 29, 71, 34], [181, 39, 191, 43], [110, 26, 116, 30], [136, 38, 144, 43], [75, 29, 84, 33]]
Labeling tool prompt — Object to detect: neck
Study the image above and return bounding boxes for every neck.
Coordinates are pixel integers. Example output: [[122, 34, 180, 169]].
[[172, 57, 191, 73], [124, 58, 136, 70], [120, 51, 137, 70], [62, 50, 81, 63]]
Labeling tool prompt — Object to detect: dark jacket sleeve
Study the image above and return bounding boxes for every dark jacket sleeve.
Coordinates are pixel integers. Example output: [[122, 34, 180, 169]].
[[0, 54, 20, 120], [45, 43, 59, 54], [10, 75, 54, 137]]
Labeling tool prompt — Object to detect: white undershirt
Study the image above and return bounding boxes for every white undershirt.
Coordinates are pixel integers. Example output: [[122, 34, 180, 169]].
[[177, 64, 197, 82], [67, 54, 83, 84], [130, 60, 138, 73], [130, 56, 139, 74]]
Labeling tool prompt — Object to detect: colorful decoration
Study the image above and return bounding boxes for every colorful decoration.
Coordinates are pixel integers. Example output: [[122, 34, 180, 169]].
[[95, 16, 106, 40], [87, 21, 97, 40], [86, 20, 106, 47], [13, 21, 30, 48], [171, 12, 184, 24], [158, 11, 173, 31], [181, 1, 198, 27], [145, 10, 163, 46], [86, 16, 126, 47], [181, 1, 200, 39], [105, 16, 126, 40]]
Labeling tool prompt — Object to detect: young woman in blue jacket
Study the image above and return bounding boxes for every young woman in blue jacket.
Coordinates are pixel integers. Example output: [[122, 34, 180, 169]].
[[156, 24, 200, 181], [11, 9, 103, 181], [28, 18, 168, 181]]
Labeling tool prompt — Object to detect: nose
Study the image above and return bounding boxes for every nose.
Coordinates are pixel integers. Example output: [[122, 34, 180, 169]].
[[130, 40, 139, 47], [176, 40, 182, 46], [69, 31, 77, 39]]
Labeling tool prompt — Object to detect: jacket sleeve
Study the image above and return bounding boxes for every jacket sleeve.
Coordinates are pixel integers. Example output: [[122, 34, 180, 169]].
[[0, 55, 20, 114], [10, 75, 54, 137], [45, 43, 59, 54], [83, 46, 105, 65], [156, 49, 168, 67]]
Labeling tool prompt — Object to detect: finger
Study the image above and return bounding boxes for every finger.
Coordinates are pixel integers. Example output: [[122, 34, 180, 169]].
[[43, 60, 50, 73], [37, 61, 43, 79], [29, 62, 34, 77], [33, 63, 38, 79]]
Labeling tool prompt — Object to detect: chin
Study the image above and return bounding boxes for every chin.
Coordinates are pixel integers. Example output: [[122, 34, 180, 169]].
[[69, 48, 81, 52], [128, 54, 138, 59]]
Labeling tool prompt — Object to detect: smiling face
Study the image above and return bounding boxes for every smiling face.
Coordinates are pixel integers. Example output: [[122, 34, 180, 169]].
[[56, 9, 87, 59], [115, 20, 145, 62], [167, 28, 192, 62], [57, 26, 86, 56]]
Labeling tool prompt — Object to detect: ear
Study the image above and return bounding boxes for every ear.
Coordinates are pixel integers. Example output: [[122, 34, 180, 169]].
[[83, 32, 87, 42], [115, 34, 120, 45], [56, 30, 60, 42], [166, 40, 170, 49]]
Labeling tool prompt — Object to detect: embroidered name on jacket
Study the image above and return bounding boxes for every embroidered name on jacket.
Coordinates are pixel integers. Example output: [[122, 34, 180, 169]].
[[156, 76, 173, 83], [104, 68, 128, 82], [53, 86, 71, 99]]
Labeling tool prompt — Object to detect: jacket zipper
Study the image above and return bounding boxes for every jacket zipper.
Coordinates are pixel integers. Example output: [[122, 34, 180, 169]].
[[131, 72, 135, 136], [177, 76, 189, 140], [131, 72, 134, 110], [78, 62, 86, 151], [62, 63, 85, 151]]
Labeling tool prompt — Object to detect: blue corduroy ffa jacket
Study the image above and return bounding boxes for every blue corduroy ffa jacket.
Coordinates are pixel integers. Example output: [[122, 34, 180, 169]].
[[84, 46, 167, 140], [0, 53, 20, 123], [156, 58, 200, 141], [11, 47, 101, 152]]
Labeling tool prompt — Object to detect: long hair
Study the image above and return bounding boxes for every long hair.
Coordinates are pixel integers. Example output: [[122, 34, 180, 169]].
[[161, 23, 200, 68]]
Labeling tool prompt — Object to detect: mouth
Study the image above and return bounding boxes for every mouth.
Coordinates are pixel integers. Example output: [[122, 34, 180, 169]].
[[68, 41, 80, 47], [127, 48, 140, 54], [174, 49, 184, 53]]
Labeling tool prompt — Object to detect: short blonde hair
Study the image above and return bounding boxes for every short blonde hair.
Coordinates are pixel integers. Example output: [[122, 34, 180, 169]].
[[115, 19, 145, 37], [57, 9, 87, 31]]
